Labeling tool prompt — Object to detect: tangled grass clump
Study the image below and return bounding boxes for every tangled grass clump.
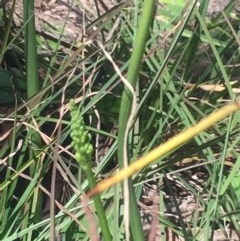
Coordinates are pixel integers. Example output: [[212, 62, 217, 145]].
[[1, 0, 240, 240]]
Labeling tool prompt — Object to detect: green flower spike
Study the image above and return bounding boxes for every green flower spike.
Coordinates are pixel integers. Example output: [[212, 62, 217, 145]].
[[69, 99, 112, 241], [69, 99, 93, 170]]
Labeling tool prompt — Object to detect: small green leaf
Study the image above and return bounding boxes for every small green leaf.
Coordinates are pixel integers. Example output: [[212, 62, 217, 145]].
[[231, 173, 240, 200], [0, 89, 15, 104], [0, 70, 13, 88]]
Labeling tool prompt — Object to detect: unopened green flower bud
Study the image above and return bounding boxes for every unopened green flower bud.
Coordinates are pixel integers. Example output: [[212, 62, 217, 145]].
[[70, 99, 94, 169]]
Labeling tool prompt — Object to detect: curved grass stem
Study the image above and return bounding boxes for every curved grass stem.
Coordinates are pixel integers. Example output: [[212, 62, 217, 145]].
[[117, 0, 156, 240]]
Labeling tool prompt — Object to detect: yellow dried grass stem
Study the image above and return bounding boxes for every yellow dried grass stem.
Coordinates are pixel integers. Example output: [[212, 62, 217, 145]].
[[88, 102, 240, 198]]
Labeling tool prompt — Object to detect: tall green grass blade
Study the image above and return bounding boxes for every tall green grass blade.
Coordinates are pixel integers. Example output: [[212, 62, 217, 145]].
[[117, 0, 156, 240], [23, 0, 39, 99]]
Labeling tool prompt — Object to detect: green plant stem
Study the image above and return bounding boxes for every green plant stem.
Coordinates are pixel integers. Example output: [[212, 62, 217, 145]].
[[23, 0, 41, 151], [23, 0, 41, 160], [24, 0, 39, 100], [23, 1, 42, 237], [117, 0, 156, 240], [84, 160, 112, 241]]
